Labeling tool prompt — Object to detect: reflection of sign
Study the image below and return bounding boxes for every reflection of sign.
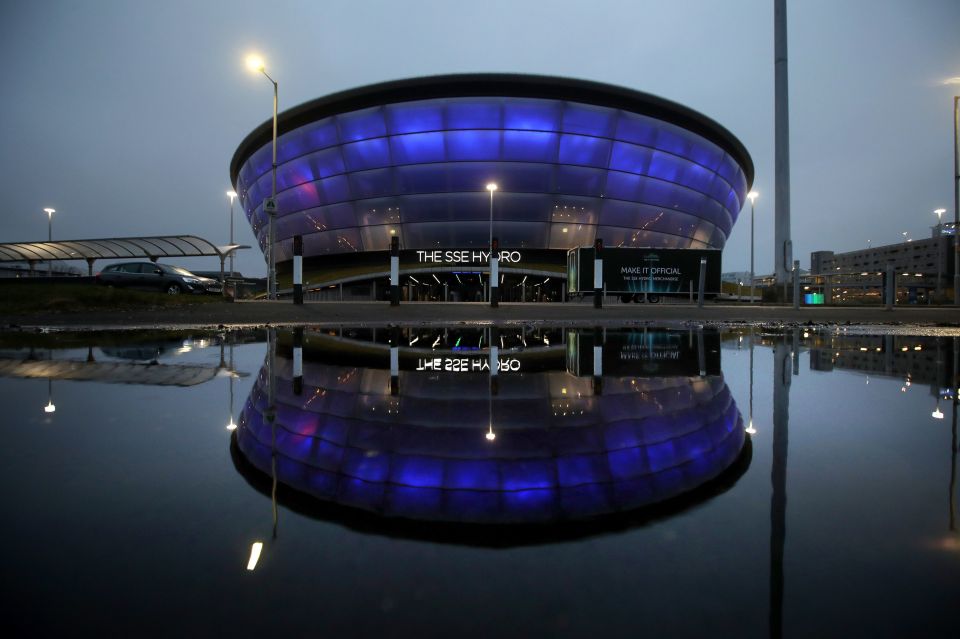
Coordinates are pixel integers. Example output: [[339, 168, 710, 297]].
[[264, 198, 277, 213], [416, 250, 522, 264], [416, 357, 521, 372]]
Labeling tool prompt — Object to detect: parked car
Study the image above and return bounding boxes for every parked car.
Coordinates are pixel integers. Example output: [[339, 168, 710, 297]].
[[95, 262, 222, 295]]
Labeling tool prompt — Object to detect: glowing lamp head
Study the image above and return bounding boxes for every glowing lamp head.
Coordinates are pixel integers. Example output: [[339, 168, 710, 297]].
[[485, 431, 496, 441], [932, 409, 944, 420], [245, 54, 265, 73], [44, 402, 56, 414], [227, 190, 237, 201], [747, 191, 758, 204], [226, 419, 237, 431], [486, 183, 498, 192], [43, 207, 55, 217]]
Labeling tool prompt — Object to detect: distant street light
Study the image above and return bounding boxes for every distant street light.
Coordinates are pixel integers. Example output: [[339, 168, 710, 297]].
[[246, 54, 278, 299], [227, 190, 238, 277], [42, 207, 55, 277], [902, 231, 909, 243], [747, 191, 758, 304]]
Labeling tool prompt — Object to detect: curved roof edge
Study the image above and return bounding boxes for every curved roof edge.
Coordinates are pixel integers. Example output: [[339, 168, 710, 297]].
[[230, 73, 754, 189]]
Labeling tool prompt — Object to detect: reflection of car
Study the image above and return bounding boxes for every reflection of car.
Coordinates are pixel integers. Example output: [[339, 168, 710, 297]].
[[95, 262, 222, 295]]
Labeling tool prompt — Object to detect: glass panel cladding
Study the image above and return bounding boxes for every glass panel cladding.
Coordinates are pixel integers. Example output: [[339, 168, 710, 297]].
[[549, 222, 595, 248], [561, 101, 617, 137], [558, 134, 612, 168], [385, 100, 445, 135], [236, 90, 751, 258], [302, 227, 363, 254], [337, 106, 387, 142], [390, 132, 446, 164]]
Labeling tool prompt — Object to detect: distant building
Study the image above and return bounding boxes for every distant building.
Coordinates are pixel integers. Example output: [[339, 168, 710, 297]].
[[810, 224, 955, 300]]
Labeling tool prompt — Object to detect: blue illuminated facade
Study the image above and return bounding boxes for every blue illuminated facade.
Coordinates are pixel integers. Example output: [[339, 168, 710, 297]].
[[231, 75, 754, 266], [234, 339, 746, 524]]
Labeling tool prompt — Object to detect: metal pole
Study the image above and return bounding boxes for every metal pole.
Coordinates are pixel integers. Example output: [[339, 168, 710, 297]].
[[792, 260, 800, 310], [263, 72, 278, 300], [488, 187, 494, 302], [750, 198, 755, 303], [774, 0, 792, 299], [953, 96, 959, 306], [490, 237, 499, 308], [390, 236, 400, 306], [697, 257, 707, 308], [229, 194, 235, 278], [47, 211, 52, 277]]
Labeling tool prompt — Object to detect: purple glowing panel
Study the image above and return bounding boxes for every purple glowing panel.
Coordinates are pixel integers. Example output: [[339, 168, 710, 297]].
[[234, 87, 752, 254]]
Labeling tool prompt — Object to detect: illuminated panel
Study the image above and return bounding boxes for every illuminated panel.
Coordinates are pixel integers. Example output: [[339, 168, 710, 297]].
[[234, 84, 752, 260]]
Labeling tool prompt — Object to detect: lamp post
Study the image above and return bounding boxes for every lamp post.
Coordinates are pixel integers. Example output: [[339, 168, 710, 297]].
[[42, 207, 55, 276], [246, 54, 278, 300], [227, 190, 238, 278], [936, 208, 947, 299], [747, 191, 758, 304], [486, 182, 497, 302], [953, 94, 959, 306]]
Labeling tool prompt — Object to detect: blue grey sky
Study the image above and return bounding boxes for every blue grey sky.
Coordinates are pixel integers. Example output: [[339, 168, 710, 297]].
[[1, 0, 958, 277]]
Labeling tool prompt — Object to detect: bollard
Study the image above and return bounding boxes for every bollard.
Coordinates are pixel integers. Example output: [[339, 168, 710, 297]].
[[792, 260, 800, 310], [293, 235, 303, 305], [593, 238, 603, 309], [697, 257, 707, 308], [490, 237, 499, 308], [390, 236, 400, 306], [292, 327, 303, 395]]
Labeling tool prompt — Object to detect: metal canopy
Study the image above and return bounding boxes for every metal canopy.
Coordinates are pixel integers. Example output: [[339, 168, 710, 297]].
[[0, 235, 247, 263]]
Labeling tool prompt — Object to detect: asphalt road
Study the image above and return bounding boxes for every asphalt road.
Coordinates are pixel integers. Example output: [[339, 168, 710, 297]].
[[5, 300, 959, 330]]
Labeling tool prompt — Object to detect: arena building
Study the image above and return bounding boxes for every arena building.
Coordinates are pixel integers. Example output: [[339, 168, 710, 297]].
[[230, 74, 754, 301]]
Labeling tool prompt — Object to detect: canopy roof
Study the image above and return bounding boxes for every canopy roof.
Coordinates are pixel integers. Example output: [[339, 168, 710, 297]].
[[0, 235, 246, 263]]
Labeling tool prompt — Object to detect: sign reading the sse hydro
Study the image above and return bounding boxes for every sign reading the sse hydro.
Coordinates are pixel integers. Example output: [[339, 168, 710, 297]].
[[569, 247, 721, 295]]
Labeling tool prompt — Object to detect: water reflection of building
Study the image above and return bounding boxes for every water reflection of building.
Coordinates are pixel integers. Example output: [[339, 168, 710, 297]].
[[234, 328, 748, 527], [808, 335, 957, 393]]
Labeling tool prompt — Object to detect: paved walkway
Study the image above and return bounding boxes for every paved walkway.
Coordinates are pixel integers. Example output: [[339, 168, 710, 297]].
[[5, 300, 959, 330]]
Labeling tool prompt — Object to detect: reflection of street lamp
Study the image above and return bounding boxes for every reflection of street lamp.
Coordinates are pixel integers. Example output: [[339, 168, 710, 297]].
[[246, 54, 278, 299], [745, 328, 756, 435], [246, 541, 263, 570], [44, 378, 55, 413], [227, 190, 238, 278]]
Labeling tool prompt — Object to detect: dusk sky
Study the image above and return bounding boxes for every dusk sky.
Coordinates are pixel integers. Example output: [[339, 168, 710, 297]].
[[2, 0, 958, 277]]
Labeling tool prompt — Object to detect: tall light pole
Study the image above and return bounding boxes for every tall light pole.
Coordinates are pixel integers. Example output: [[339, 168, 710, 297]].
[[936, 208, 947, 299], [486, 182, 497, 302], [953, 93, 959, 306], [246, 54, 278, 300], [42, 207, 55, 277], [227, 190, 238, 277], [748, 191, 758, 304]]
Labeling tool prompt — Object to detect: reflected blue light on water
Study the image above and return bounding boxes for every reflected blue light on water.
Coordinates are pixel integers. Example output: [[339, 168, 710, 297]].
[[1, 327, 958, 637]]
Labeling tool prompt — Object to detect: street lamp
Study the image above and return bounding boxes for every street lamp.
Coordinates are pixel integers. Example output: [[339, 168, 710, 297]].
[[902, 231, 909, 243], [936, 208, 947, 299], [486, 182, 497, 302], [227, 190, 238, 278], [42, 207, 55, 276], [747, 191, 758, 304], [946, 79, 960, 306], [246, 54, 278, 299]]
